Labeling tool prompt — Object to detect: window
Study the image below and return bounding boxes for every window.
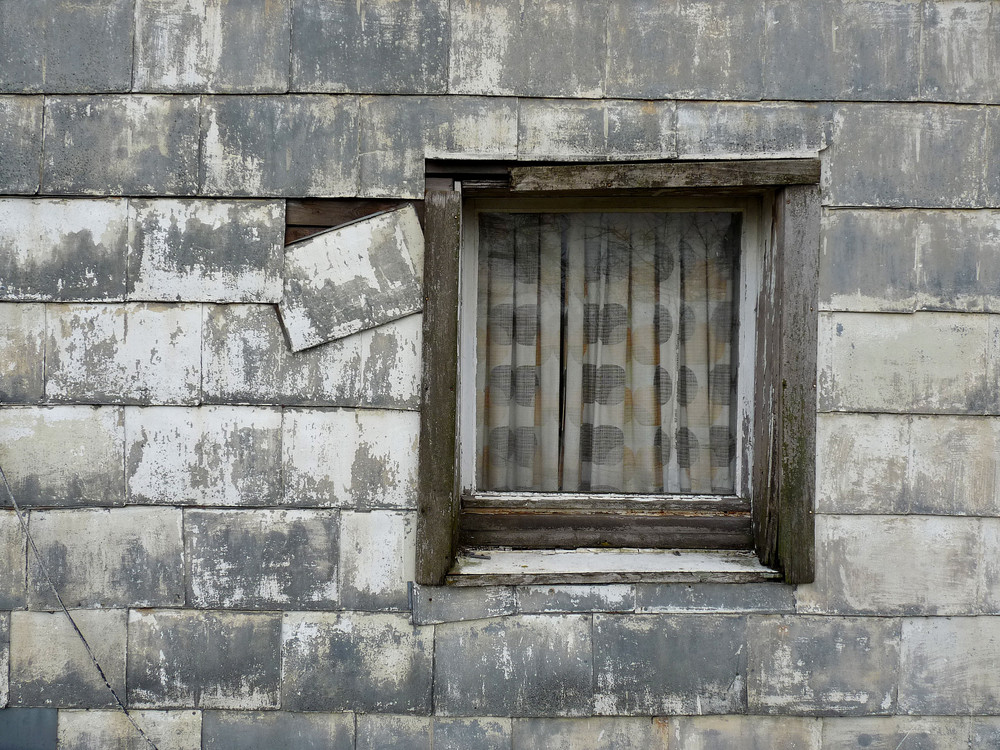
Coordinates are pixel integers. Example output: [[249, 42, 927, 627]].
[[416, 160, 820, 586]]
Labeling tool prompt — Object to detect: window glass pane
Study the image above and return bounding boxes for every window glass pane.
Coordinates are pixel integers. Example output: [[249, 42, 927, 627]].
[[476, 211, 741, 494]]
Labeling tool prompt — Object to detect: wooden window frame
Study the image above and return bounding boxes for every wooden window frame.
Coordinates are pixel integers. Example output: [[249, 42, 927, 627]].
[[416, 159, 820, 585]]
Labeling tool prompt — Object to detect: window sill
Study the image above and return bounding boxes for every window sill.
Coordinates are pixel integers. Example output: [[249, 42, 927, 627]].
[[445, 547, 782, 586]]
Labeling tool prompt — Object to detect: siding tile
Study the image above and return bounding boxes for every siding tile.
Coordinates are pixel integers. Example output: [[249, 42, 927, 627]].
[[282, 612, 433, 713], [821, 717, 970, 750], [606, 0, 764, 100], [202, 711, 352, 750], [127, 199, 284, 303], [279, 206, 424, 351], [0, 199, 127, 302], [0, 709, 57, 749], [764, 0, 921, 101], [0, 612, 7, 707], [0, 0, 132, 93], [411, 584, 517, 625], [125, 406, 282, 506], [425, 96, 519, 160], [435, 615, 593, 717], [0, 97, 43, 194], [921, 1, 1000, 103], [449, 0, 606, 97], [201, 304, 362, 406], [358, 96, 426, 199], [42, 96, 201, 196], [0, 406, 125, 508], [676, 102, 825, 160], [8, 610, 126, 708], [825, 104, 987, 208], [27, 507, 185, 609], [0, 303, 45, 403], [514, 717, 670, 750], [186, 509, 340, 609], [359, 314, 422, 409], [593, 614, 746, 715], [200, 95, 360, 197], [338, 510, 415, 610], [899, 616, 1000, 714], [796, 515, 981, 615], [58, 709, 203, 750], [292, 0, 448, 94], [128, 610, 282, 709], [517, 584, 635, 614], [135, 0, 290, 93], [46, 303, 203, 405], [672, 716, 821, 750], [747, 615, 900, 715], [636, 583, 794, 614], [0, 512, 27, 610], [818, 312, 996, 414]]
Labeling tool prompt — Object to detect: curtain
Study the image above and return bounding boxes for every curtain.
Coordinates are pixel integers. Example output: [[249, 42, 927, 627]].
[[476, 211, 739, 495]]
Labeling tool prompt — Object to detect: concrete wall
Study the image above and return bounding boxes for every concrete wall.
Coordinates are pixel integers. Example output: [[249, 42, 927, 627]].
[[0, 0, 998, 747]]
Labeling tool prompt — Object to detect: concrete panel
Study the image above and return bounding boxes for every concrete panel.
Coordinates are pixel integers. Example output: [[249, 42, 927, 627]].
[[280, 206, 424, 350], [58, 710, 203, 750], [0, 709, 57, 750], [514, 717, 670, 749], [635, 583, 794, 614], [358, 96, 426, 199], [0, 0, 132, 93], [921, 1, 1000, 103], [0, 406, 125, 508], [282, 612, 433, 713], [9, 609, 125, 708], [128, 610, 281, 709], [292, 0, 448, 94], [127, 199, 284, 303], [202, 711, 353, 750], [135, 0, 290, 93], [125, 406, 282, 506], [606, 0, 764, 100], [411, 584, 516, 625], [747, 615, 900, 715], [821, 209, 1000, 313], [27, 507, 184, 609], [0, 303, 44, 403], [818, 312, 996, 414], [283, 408, 419, 509], [672, 716, 820, 750], [46, 303, 202, 405], [0, 512, 27, 610], [0, 199, 127, 302], [42, 96, 200, 196], [764, 0, 920, 101], [0, 97, 42, 194], [338, 510, 415, 610], [825, 104, 987, 208], [449, 0, 605, 97], [425, 96, 518, 160], [517, 584, 635, 614], [593, 614, 746, 715], [899, 616, 1000, 714], [435, 615, 593, 717], [519, 99, 675, 162], [676, 102, 825, 159], [201, 304, 363, 406], [359, 314, 422, 409], [821, 717, 969, 750], [186, 509, 340, 609], [797, 515, 981, 615], [200, 95, 359, 197]]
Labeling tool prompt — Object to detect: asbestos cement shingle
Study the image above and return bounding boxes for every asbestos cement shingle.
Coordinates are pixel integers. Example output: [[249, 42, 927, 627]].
[[0, 303, 45, 403], [202, 711, 353, 750], [0, 97, 42, 194], [57, 709, 203, 750], [279, 206, 424, 351]]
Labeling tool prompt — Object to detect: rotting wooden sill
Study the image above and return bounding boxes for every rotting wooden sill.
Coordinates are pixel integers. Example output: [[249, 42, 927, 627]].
[[446, 547, 782, 586]]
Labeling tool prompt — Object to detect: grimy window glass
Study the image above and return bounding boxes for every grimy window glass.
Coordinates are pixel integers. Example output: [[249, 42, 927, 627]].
[[474, 211, 741, 495]]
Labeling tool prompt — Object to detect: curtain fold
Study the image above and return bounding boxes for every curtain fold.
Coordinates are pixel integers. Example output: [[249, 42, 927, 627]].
[[477, 211, 739, 495]]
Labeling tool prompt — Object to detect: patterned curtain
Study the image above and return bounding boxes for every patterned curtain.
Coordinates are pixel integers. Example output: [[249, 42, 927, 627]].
[[476, 211, 739, 494]]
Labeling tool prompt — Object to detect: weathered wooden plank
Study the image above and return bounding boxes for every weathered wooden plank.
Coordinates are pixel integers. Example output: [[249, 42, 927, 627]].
[[775, 184, 819, 584], [285, 198, 422, 227], [510, 159, 822, 192], [285, 226, 325, 244], [459, 510, 753, 550], [464, 492, 747, 513], [415, 189, 462, 585]]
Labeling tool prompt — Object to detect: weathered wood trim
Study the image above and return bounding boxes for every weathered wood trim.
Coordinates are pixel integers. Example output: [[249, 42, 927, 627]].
[[510, 159, 822, 192], [415, 189, 463, 585], [464, 492, 747, 513], [775, 185, 819, 583], [446, 570, 781, 586]]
